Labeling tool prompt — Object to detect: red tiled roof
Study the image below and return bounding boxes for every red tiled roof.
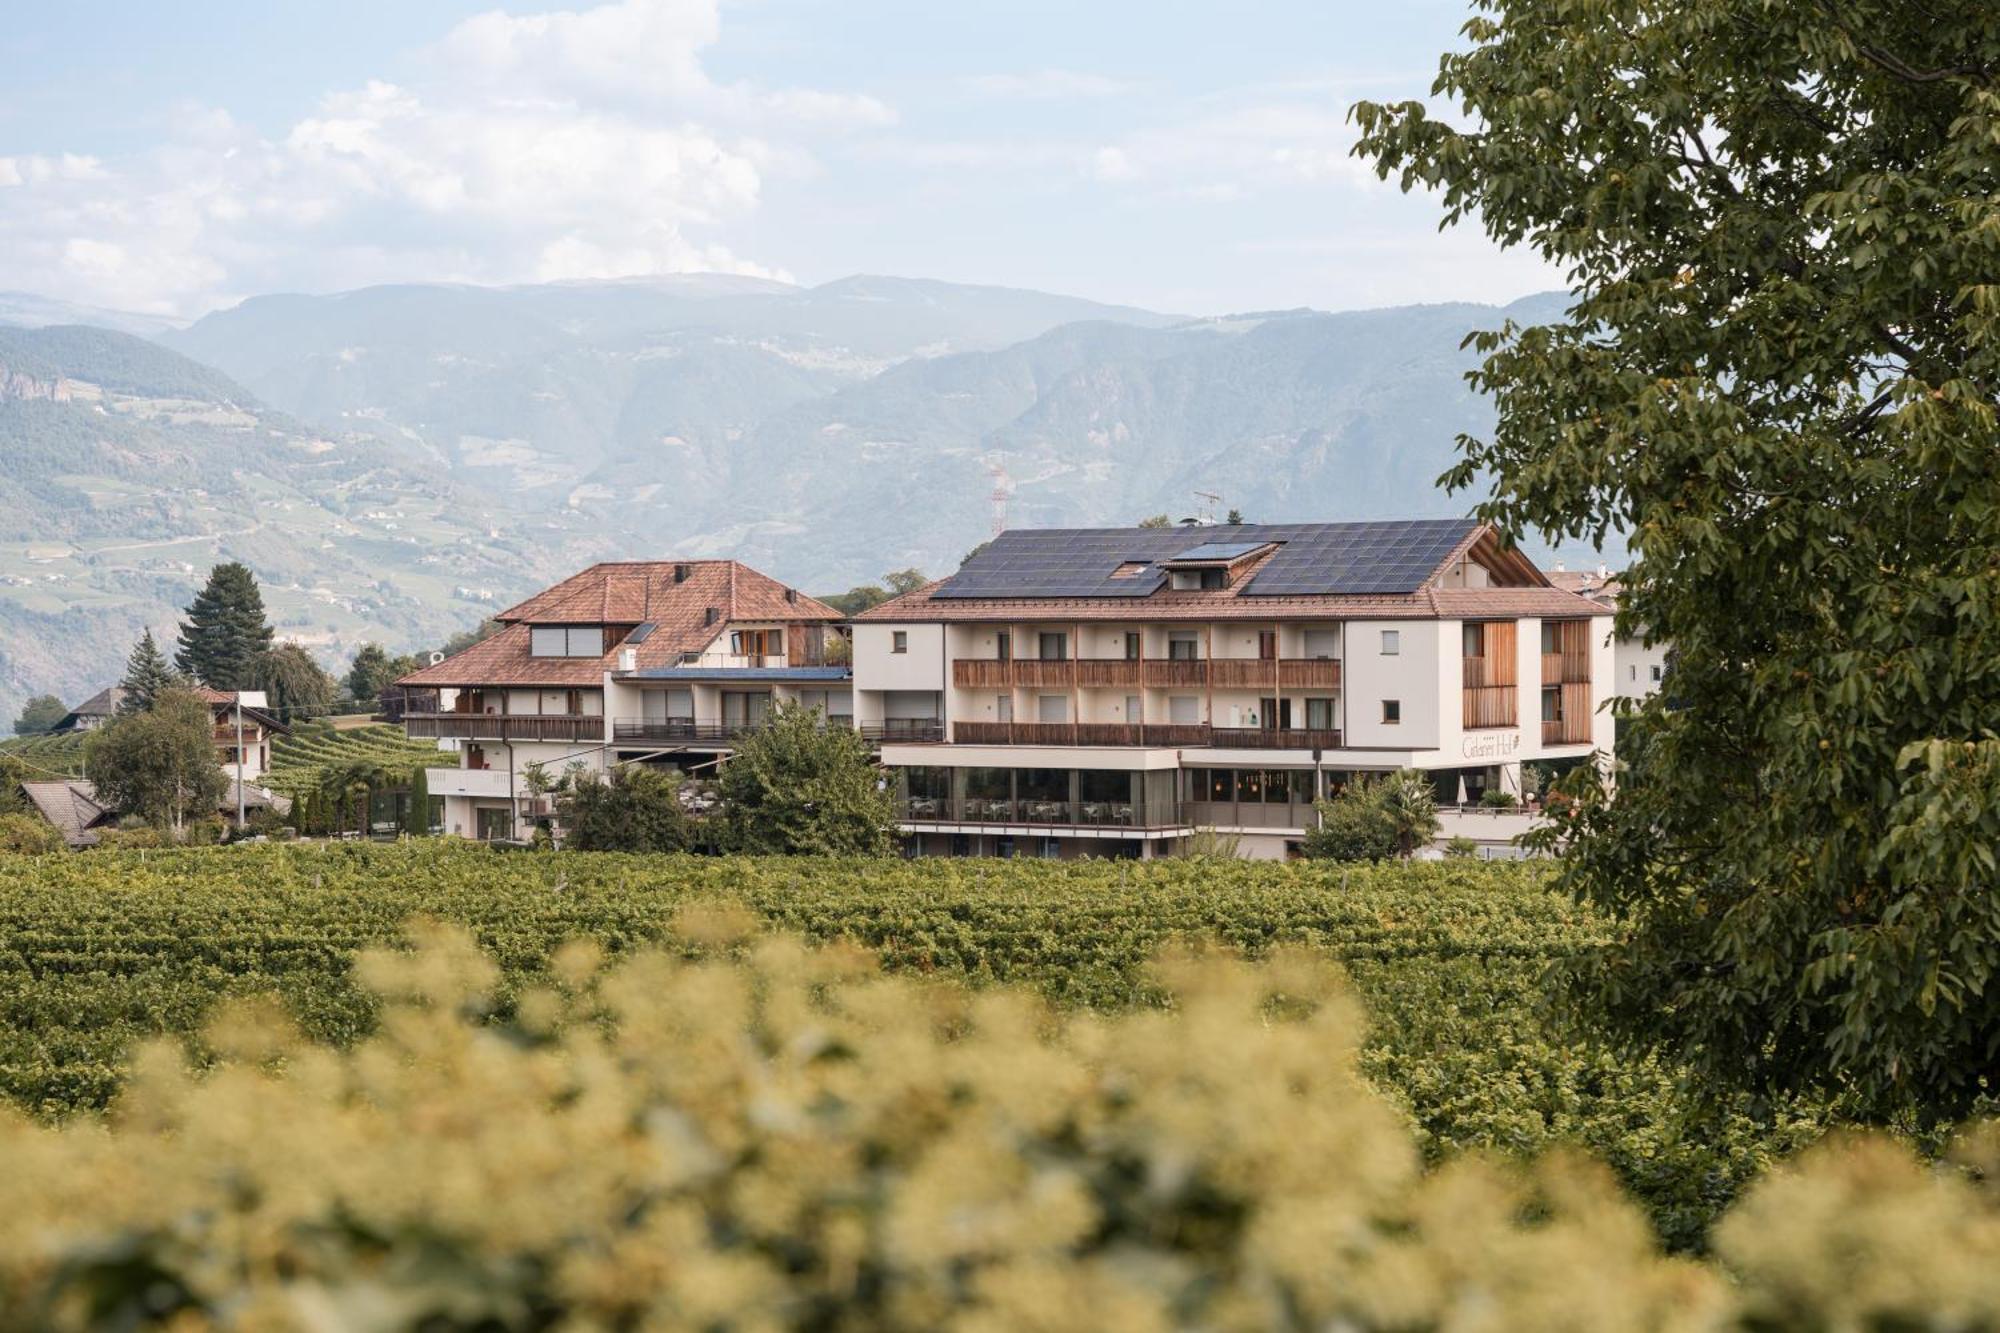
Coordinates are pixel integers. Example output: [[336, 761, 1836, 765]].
[[399, 561, 842, 688]]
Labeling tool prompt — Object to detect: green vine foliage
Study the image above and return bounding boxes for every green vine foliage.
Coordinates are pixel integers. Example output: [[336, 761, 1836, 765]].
[[0, 917, 1996, 1328], [0, 846, 1834, 1249], [1354, 3, 2000, 1118]]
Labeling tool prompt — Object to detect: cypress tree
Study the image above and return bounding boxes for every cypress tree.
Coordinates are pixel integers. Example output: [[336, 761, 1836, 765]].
[[117, 630, 178, 714], [175, 563, 274, 690]]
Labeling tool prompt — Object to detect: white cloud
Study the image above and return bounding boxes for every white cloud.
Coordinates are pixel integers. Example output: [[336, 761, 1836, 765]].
[[0, 0, 877, 316], [967, 70, 1135, 100]]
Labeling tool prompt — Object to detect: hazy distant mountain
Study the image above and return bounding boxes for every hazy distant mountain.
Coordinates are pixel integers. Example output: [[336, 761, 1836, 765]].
[[0, 275, 1577, 728], [0, 291, 181, 339], [163, 276, 1563, 578], [0, 325, 564, 727]]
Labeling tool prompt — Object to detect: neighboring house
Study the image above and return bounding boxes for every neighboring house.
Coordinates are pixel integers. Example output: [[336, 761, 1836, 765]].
[[54, 686, 126, 733], [1547, 567, 1667, 701], [850, 519, 1616, 860], [16, 777, 287, 849], [53, 684, 287, 782], [395, 560, 851, 842], [19, 781, 115, 848], [194, 687, 286, 783]]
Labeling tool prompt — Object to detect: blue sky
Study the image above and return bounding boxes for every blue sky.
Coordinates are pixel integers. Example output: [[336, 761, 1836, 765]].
[[0, 1, 1559, 319]]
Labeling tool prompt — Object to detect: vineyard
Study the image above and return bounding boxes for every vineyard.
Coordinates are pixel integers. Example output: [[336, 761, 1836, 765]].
[[261, 721, 439, 801], [0, 843, 1829, 1247], [0, 729, 85, 778]]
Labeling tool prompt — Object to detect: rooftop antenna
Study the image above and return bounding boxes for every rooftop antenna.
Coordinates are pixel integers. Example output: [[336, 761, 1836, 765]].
[[1192, 490, 1222, 526], [988, 462, 1013, 538]]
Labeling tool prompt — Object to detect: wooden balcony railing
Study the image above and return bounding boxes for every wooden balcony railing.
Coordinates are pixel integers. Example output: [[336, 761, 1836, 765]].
[[949, 722, 1334, 749], [1542, 717, 1592, 745], [405, 713, 599, 742], [1463, 655, 1516, 689], [1075, 660, 1143, 687], [1143, 659, 1208, 688], [1208, 727, 1344, 750], [951, 657, 1342, 691], [1278, 658, 1342, 689]]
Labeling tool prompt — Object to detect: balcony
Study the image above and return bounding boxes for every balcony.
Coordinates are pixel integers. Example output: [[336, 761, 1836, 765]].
[[947, 722, 1336, 749], [859, 719, 945, 743], [1541, 717, 1592, 745], [610, 716, 856, 744], [951, 657, 1340, 690], [405, 712, 600, 742], [1208, 727, 1344, 750]]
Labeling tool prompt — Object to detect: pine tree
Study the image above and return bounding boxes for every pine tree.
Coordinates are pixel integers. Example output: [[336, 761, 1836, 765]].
[[118, 630, 178, 714], [175, 563, 273, 690]]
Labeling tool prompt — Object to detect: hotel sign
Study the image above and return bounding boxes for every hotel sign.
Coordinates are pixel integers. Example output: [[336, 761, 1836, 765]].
[[1461, 731, 1521, 760]]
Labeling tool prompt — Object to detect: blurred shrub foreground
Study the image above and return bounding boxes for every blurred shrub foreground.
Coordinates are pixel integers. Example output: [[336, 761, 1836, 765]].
[[2, 911, 1998, 1330]]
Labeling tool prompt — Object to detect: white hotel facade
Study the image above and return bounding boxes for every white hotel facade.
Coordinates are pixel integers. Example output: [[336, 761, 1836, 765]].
[[850, 520, 1615, 859]]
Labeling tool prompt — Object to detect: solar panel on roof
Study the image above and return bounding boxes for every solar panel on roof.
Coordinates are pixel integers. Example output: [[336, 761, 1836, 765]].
[[1168, 540, 1266, 563], [929, 519, 1477, 600]]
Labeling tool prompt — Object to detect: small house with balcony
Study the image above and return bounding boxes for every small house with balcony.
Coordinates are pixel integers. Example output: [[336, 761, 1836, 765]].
[[851, 518, 1614, 860], [395, 560, 848, 841]]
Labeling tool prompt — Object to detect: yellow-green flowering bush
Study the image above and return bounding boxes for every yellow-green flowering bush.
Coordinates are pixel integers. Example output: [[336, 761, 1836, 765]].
[[0, 913, 1991, 1330]]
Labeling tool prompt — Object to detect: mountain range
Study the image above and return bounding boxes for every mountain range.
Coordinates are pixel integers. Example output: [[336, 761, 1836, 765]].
[[0, 275, 1570, 730]]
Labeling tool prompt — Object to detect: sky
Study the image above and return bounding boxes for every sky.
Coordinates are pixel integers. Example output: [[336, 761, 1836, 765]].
[[0, 0, 1561, 321]]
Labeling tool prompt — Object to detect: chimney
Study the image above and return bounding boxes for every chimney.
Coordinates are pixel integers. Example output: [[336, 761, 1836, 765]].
[[618, 647, 637, 672], [785, 588, 797, 604]]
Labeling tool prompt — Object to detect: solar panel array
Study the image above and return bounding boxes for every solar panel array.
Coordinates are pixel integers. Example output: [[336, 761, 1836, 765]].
[[932, 519, 1478, 599], [1167, 540, 1269, 563]]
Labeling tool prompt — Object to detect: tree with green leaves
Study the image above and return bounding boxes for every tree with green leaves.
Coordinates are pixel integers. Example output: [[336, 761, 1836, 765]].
[[557, 766, 693, 853], [439, 619, 502, 659], [12, 694, 66, 737], [175, 563, 273, 690], [83, 686, 228, 835], [1354, 3, 2000, 1117], [1136, 514, 1174, 529], [719, 703, 895, 856], [1301, 771, 1441, 862], [883, 568, 928, 597], [251, 644, 337, 722], [117, 629, 180, 714], [344, 643, 419, 706]]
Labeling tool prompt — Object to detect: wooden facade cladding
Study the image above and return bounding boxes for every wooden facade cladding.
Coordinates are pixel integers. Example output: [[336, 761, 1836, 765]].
[[1462, 619, 1519, 729], [1542, 619, 1593, 684], [1540, 618, 1594, 744]]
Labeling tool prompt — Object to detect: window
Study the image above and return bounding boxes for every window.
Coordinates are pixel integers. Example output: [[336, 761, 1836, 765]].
[[529, 626, 605, 658], [1257, 630, 1277, 660], [1542, 687, 1562, 722], [891, 631, 908, 654], [996, 695, 1012, 722], [730, 628, 784, 658], [995, 631, 1011, 661], [1304, 629, 1339, 659], [1305, 697, 1335, 729], [1169, 695, 1199, 724], [1111, 561, 1148, 579], [1629, 664, 1637, 681], [1650, 663, 1664, 682], [1037, 694, 1068, 723], [1541, 621, 1560, 654], [1038, 632, 1068, 661], [1381, 699, 1401, 725], [1124, 694, 1142, 721], [1167, 632, 1199, 661], [1380, 629, 1400, 655], [1124, 632, 1142, 660]]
